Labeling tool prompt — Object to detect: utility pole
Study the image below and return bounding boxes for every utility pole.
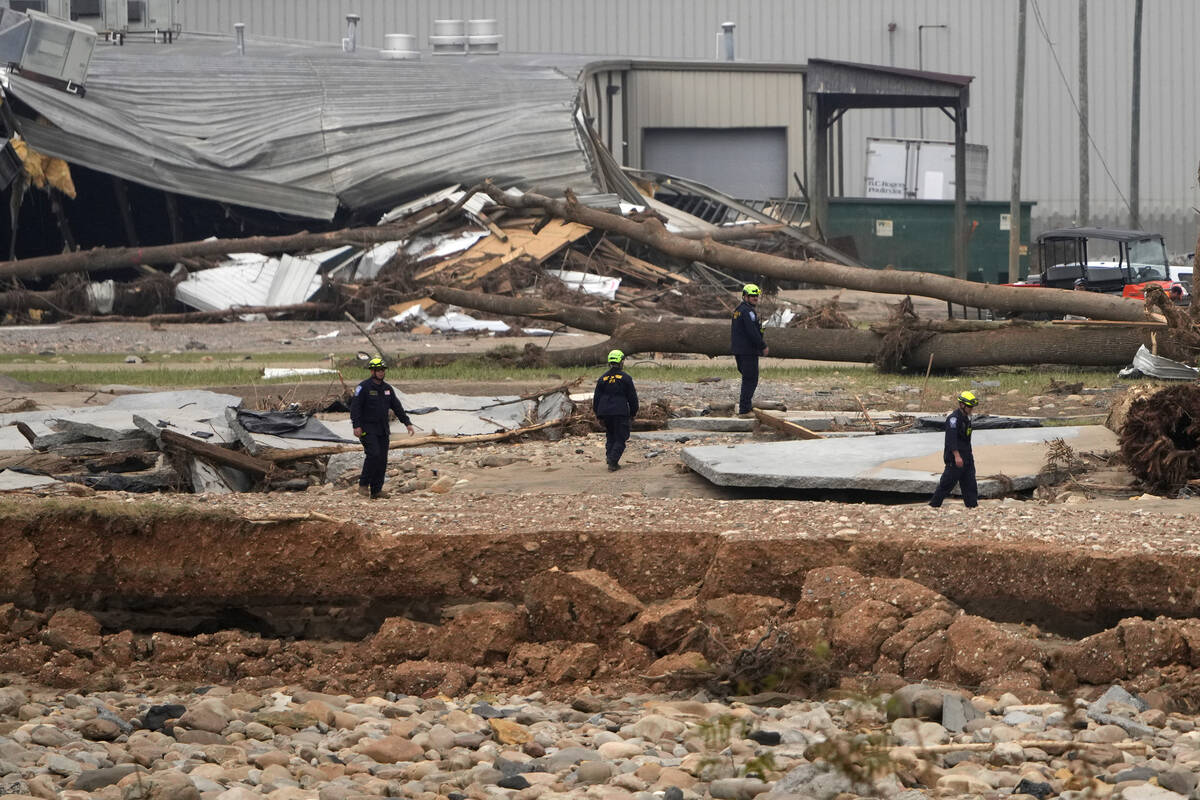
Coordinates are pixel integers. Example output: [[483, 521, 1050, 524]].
[[1129, 0, 1143, 229], [1078, 0, 1089, 226], [1009, 0, 1028, 282]]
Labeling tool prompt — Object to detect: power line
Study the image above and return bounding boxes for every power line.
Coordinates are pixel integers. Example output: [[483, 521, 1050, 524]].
[[1028, 0, 1131, 217]]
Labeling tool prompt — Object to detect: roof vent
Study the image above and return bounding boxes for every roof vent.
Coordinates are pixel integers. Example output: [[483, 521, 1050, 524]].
[[233, 21, 244, 55], [342, 13, 359, 53], [381, 32, 418, 60], [430, 18, 465, 55], [719, 21, 735, 61], [466, 18, 501, 54]]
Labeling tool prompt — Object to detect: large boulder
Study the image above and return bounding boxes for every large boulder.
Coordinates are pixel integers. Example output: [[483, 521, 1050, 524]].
[[364, 616, 438, 663], [525, 568, 644, 642], [622, 598, 701, 654], [829, 599, 902, 670], [428, 602, 528, 666], [391, 661, 476, 697], [940, 615, 1041, 687]]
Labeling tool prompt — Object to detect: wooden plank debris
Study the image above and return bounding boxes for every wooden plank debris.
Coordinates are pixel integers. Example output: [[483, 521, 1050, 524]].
[[751, 409, 824, 440], [415, 219, 592, 286]]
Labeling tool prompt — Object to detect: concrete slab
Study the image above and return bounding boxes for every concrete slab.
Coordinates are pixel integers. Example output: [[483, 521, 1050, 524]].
[[398, 391, 571, 437], [682, 425, 1118, 496], [0, 469, 60, 491]]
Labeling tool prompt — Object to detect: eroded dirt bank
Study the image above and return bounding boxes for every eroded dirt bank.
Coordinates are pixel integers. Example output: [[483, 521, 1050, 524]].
[[4, 496, 1200, 707]]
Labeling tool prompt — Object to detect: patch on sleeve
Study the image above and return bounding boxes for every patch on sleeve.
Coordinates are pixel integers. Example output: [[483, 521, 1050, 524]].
[[353, 386, 362, 395], [948, 417, 957, 428], [748, 311, 757, 322]]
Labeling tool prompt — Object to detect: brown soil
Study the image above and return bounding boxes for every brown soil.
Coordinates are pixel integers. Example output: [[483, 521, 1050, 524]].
[[2, 305, 1197, 705]]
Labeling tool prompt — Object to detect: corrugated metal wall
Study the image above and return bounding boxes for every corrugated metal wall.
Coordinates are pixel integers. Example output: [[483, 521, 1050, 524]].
[[625, 69, 806, 183], [179, 0, 1200, 251]]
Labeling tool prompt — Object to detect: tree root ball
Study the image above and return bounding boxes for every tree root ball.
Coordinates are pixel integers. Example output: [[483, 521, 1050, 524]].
[[1112, 383, 1200, 492]]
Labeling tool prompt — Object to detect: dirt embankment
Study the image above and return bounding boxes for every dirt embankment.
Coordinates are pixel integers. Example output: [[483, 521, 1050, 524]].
[[5, 497, 1200, 708]]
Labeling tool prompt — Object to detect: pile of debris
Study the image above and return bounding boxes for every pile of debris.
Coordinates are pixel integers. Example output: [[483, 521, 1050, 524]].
[[0, 387, 578, 496], [0, 177, 838, 330]]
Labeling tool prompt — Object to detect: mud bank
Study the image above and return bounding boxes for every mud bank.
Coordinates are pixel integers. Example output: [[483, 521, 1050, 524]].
[[4, 499, 1200, 707], [1, 501, 1197, 638]]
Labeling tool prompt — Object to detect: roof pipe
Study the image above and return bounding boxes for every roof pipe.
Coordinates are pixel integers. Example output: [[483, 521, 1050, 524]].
[[234, 22, 244, 55], [344, 13, 360, 53]]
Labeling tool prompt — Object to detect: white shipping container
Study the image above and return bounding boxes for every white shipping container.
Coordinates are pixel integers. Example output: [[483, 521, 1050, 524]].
[[865, 137, 988, 202]]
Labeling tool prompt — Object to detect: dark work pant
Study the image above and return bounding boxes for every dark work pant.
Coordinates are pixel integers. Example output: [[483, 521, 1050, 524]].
[[929, 457, 978, 508], [358, 429, 390, 495], [601, 415, 631, 466], [735, 354, 759, 414]]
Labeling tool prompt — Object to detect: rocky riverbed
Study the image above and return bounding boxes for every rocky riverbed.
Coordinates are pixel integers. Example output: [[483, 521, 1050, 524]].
[[1, 675, 1199, 800]]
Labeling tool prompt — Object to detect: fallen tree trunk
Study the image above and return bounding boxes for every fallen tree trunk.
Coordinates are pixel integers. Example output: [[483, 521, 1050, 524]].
[[0, 225, 411, 281], [484, 186, 1151, 322], [430, 286, 1152, 368]]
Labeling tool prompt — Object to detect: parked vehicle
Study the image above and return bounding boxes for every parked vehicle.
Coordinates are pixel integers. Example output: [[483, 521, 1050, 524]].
[[1012, 227, 1178, 299]]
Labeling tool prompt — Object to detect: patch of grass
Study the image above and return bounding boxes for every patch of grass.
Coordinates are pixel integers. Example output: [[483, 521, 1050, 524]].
[[0, 351, 333, 365], [0, 366, 302, 387]]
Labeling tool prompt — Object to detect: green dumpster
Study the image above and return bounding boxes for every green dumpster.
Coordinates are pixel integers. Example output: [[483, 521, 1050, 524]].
[[825, 198, 1035, 284]]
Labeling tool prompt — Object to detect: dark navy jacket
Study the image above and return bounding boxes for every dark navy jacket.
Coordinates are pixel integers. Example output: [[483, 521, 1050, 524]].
[[943, 407, 973, 461], [593, 367, 639, 418], [350, 377, 412, 432], [730, 300, 766, 355]]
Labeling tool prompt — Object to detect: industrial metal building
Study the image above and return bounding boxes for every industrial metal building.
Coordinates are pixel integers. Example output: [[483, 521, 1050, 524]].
[[168, 0, 1199, 254]]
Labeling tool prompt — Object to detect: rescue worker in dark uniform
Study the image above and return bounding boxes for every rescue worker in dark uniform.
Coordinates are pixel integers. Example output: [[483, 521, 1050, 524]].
[[593, 349, 639, 471], [730, 283, 769, 415], [929, 390, 979, 508], [350, 356, 415, 499]]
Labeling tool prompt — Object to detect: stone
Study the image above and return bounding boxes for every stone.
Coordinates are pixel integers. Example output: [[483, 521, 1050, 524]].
[[525, 568, 644, 642], [886, 684, 947, 721], [577, 761, 614, 784], [708, 778, 768, 800], [356, 735, 424, 763], [255, 710, 317, 730], [761, 763, 864, 800], [496, 775, 530, 790], [121, 772, 201, 800], [489, 718, 531, 745], [72, 766, 144, 792], [940, 694, 981, 733], [140, 704, 186, 732], [78, 718, 122, 741], [30, 724, 71, 747], [1011, 779, 1053, 800], [178, 703, 231, 734], [1121, 786, 1187, 800], [545, 642, 601, 683], [0, 687, 28, 716]]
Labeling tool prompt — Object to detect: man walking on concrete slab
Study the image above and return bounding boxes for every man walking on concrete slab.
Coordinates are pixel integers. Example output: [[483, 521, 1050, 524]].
[[929, 390, 979, 508], [593, 349, 639, 471], [730, 283, 769, 416]]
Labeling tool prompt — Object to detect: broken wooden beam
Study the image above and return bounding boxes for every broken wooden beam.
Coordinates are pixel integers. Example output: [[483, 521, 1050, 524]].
[[160, 429, 277, 478], [751, 410, 824, 440]]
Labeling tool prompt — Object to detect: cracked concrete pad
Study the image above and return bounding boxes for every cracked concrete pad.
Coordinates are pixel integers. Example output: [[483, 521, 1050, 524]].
[[682, 425, 1118, 496], [0, 469, 59, 490], [398, 391, 571, 437]]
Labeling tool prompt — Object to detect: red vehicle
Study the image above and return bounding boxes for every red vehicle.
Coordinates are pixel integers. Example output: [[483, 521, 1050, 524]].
[[1012, 226, 1179, 299]]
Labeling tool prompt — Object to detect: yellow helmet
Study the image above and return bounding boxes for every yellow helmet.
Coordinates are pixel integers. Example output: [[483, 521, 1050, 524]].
[[742, 283, 762, 296], [607, 349, 625, 363], [367, 356, 387, 370], [957, 390, 978, 407]]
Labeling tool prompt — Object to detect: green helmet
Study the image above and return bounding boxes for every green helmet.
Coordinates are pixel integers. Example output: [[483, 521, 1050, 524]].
[[957, 390, 978, 407], [742, 283, 762, 296], [607, 349, 625, 364], [367, 356, 387, 370]]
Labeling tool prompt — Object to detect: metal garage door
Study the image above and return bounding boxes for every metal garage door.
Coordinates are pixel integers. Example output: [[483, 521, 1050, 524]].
[[642, 127, 787, 200]]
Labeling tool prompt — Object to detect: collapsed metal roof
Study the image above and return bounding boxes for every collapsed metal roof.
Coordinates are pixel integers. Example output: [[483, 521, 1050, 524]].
[[2, 35, 609, 220]]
